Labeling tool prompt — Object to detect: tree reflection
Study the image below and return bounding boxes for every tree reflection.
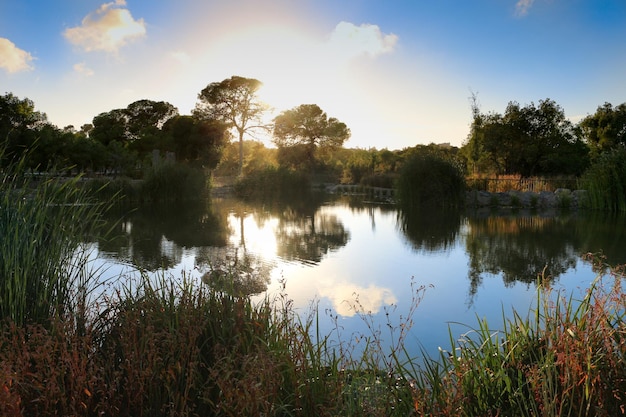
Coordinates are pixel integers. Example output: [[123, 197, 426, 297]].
[[575, 211, 626, 268], [233, 193, 350, 266], [397, 205, 462, 252], [197, 247, 272, 297], [97, 199, 229, 271], [464, 213, 581, 301]]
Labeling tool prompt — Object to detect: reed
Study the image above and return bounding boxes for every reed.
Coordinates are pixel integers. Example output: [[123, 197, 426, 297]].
[[396, 153, 465, 209], [0, 154, 103, 327], [581, 148, 626, 212], [408, 259, 626, 416]]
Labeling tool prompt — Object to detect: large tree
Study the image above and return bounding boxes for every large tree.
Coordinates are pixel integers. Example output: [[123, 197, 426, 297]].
[[463, 98, 588, 177], [193, 76, 269, 176], [90, 99, 178, 152], [0, 93, 48, 164], [162, 115, 227, 169], [272, 104, 350, 170], [579, 102, 626, 157]]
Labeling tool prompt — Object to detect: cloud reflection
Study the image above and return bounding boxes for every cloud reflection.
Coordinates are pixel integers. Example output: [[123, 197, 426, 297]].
[[319, 282, 397, 317]]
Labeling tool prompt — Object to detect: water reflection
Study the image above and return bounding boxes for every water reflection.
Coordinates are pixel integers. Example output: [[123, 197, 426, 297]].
[[97, 199, 229, 271], [197, 247, 272, 297], [237, 194, 350, 265], [397, 206, 462, 252], [93, 196, 626, 307], [463, 212, 582, 300]]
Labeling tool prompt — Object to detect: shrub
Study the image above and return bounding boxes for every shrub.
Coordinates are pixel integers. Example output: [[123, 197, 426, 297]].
[[396, 153, 466, 209], [141, 161, 208, 202], [234, 166, 310, 200], [581, 148, 626, 211]]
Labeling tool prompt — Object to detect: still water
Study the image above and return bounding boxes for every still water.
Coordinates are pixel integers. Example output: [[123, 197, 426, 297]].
[[89, 194, 626, 360]]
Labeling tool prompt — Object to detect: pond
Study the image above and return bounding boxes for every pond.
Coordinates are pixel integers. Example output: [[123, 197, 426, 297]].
[[87, 193, 626, 361]]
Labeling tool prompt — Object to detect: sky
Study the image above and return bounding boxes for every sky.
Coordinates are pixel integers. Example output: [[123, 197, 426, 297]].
[[1, 0, 625, 150]]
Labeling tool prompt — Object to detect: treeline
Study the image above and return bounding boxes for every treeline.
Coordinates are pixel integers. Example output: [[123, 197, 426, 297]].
[[2, 80, 626, 185]]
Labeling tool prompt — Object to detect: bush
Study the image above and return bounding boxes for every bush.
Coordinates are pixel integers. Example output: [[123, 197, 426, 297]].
[[233, 166, 310, 200], [396, 153, 466, 209], [581, 148, 626, 211], [141, 161, 208, 202]]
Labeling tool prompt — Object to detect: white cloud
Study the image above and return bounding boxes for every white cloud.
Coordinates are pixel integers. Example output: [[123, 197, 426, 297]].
[[63, 0, 146, 53], [328, 21, 398, 59], [515, 0, 535, 17], [73, 62, 94, 76], [0, 38, 34, 73]]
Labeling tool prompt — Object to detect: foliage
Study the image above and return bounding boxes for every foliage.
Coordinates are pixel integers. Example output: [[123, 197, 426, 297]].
[[194, 76, 270, 175], [579, 102, 626, 157], [396, 152, 466, 209], [90, 100, 178, 152], [214, 139, 277, 176], [140, 160, 208, 202], [162, 115, 227, 169], [233, 166, 311, 200], [463, 97, 589, 177], [273, 104, 350, 170], [580, 147, 626, 212]]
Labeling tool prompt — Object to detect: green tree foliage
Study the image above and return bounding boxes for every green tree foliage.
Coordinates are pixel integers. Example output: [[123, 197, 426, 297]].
[[464, 98, 589, 177], [273, 104, 350, 170], [194, 76, 269, 176], [0, 93, 48, 165], [579, 102, 626, 157], [90, 99, 178, 152], [162, 115, 227, 169], [90, 108, 128, 147], [214, 140, 277, 177]]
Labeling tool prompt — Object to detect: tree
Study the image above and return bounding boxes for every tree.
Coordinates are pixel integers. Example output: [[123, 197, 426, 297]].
[[272, 104, 350, 170], [463, 98, 588, 177], [193, 76, 269, 176], [163, 116, 228, 169], [90, 100, 178, 152], [0, 93, 48, 165], [579, 102, 626, 157]]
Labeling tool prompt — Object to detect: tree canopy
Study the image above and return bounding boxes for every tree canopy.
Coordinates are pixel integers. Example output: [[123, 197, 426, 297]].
[[162, 115, 227, 169], [463, 98, 589, 177], [272, 104, 350, 169], [193, 76, 269, 176], [579, 102, 626, 157], [90, 99, 179, 152]]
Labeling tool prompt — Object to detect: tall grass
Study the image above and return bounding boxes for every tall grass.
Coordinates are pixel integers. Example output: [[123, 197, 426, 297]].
[[581, 148, 626, 212], [1, 255, 625, 415], [396, 153, 465, 209], [0, 155, 103, 327], [409, 258, 626, 416]]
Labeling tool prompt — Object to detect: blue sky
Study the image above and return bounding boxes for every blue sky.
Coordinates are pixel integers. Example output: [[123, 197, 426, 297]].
[[1, 0, 625, 149]]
